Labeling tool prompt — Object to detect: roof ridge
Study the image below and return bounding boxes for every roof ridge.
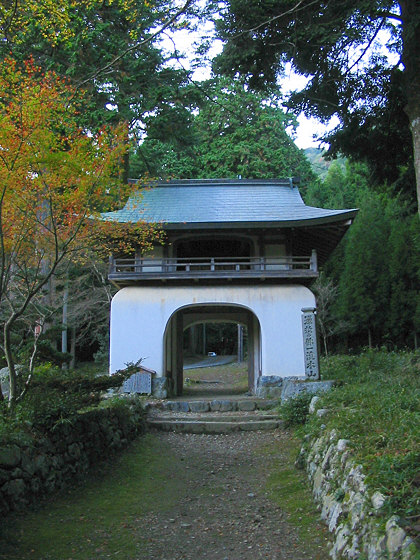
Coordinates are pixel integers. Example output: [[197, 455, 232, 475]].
[[128, 178, 300, 187]]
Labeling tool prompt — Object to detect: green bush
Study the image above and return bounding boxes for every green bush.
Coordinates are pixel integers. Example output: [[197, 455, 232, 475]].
[[279, 391, 314, 427], [1, 362, 138, 434], [304, 349, 420, 522]]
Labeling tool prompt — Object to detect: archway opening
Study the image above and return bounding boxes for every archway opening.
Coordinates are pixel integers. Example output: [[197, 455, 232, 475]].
[[183, 321, 248, 396], [164, 304, 261, 397]]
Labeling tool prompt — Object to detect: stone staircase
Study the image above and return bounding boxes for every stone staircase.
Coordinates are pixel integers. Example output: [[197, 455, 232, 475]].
[[145, 397, 282, 433]]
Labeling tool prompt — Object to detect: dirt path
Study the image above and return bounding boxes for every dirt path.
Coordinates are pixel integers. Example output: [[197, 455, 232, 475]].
[[0, 430, 330, 560], [139, 431, 329, 560]]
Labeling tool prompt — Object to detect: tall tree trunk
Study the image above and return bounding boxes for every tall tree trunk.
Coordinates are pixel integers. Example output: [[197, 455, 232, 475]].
[[406, 99, 420, 214], [4, 322, 17, 409], [400, 0, 420, 214], [323, 332, 328, 357], [61, 276, 69, 370], [368, 327, 372, 349], [70, 326, 76, 370]]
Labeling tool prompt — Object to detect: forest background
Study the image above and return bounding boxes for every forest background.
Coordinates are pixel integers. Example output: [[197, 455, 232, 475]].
[[0, 0, 418, 388]]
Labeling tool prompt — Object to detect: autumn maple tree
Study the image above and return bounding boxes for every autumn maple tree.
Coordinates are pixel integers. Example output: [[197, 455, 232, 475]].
[[0, 57, 143, 408]]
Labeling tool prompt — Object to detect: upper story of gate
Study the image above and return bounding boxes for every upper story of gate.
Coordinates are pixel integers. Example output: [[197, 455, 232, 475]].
[[102, 178, 357, 287]]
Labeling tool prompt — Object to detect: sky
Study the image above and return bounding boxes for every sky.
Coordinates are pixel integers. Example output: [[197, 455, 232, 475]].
[[161, 6, 398, 151], [279, 64, 340, 150], [161, 22, 338, 151]]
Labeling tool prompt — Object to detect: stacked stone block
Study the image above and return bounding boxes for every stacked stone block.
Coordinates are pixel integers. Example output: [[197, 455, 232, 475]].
[[0, 403, 145, 516], [300, 421, 417, 559]]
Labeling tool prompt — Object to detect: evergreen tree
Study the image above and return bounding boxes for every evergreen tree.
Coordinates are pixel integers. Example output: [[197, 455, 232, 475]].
[[212, 0, 420, 213], [132, 78, 316, 184], [2, 0, 196, 180], [307, 160, 419, 350], [337, 192, 391, 347], [386, 205, 420, 347]]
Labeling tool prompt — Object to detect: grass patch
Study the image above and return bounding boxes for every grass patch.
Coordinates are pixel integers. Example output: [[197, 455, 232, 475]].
[[262, 435, 329, 559], [0, 434, 188, 560], [307, 349, 420, 523], [183, 361, 248, 395], [278, 391, 313, 427]]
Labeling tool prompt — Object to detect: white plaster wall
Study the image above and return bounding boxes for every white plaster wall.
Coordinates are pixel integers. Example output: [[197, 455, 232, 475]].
[[109, 285, 315, 378]]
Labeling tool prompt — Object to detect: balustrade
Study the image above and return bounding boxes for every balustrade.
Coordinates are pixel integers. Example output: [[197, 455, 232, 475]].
[[108, 253, 318, 282]]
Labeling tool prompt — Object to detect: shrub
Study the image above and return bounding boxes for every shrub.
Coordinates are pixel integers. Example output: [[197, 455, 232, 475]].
[[1, 362, 139, 433], [304, 349, 420, 523], [279, 391, 314, 427]]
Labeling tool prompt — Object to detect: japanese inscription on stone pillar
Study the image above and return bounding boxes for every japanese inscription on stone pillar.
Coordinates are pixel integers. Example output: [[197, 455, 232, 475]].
[[301, 307, 320, 379]]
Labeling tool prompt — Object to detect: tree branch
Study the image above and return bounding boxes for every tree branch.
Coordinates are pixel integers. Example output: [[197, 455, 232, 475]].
[[74, 0, 194, 90], [228, 0, 319, 39], [345, 17, 386, 75], [376, 11, 403, 23], [0, 0, 19, 39]]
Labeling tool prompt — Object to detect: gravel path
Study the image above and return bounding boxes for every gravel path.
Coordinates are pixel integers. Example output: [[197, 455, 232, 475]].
[[137, 430, 329, 560], [184, 355, 236, 370]]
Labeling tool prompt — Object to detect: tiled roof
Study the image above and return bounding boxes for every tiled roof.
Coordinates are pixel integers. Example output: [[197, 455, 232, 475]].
[[101, 179, 357, 228]]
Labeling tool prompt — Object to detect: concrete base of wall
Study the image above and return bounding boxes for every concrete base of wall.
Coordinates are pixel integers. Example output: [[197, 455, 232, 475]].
[[255, 376, 335, 400]]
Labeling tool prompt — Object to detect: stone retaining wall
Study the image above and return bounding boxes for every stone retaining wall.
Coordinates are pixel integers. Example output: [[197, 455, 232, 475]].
[[0, 402, 145, 516], [300, 423, 417, 559], [256, 376, 335, 399]]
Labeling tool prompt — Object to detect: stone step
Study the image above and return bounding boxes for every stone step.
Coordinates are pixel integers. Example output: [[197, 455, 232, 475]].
[[145, 398, 278, 414], [146, 409, 282, 433], [147, 417, 282, 434], [149, 411, 278, 421]]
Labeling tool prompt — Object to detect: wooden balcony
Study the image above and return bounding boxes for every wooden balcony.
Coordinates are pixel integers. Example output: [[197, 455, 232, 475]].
[[108, 253, 318, 285]]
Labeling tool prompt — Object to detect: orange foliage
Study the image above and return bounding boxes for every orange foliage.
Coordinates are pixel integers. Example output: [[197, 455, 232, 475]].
[[0, 0, 148, 46], [0, 57, 132, 279], [0, 57, 164, 406]]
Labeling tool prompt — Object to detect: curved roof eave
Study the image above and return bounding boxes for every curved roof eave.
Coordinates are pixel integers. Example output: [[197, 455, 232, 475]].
[[155, 210, 358, 230]]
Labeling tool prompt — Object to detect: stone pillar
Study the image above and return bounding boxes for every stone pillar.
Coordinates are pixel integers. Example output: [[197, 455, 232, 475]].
[[301, 307, 320, 379]]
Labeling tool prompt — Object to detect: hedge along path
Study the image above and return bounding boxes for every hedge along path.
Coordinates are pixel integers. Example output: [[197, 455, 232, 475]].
[[0, 430, 330, 560]]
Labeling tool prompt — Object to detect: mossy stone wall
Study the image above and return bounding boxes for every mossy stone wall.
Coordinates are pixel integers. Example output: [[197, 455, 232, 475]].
[[301, 428, 417, 559], [0, 402, 145, 516]]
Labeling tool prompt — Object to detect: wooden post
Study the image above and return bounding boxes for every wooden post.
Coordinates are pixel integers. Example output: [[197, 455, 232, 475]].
[[202, 323, 206, 355], [188, 325, 196, 354], [176, 313, 184, 396], [247, 314, 255, 393], [237, 324, 244, 362], [310, 249, 318, 271]]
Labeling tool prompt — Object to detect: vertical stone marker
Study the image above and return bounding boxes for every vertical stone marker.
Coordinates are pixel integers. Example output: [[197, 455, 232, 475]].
[[301, 307, 320, 379]]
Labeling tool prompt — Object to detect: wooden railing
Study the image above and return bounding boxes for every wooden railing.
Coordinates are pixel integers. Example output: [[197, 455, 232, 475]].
[[108, 252, 318, 282]]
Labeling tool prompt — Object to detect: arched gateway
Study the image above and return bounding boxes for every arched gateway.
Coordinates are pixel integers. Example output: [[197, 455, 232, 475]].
[[104, 179, 357, 398], [165, 303, 259, 396]]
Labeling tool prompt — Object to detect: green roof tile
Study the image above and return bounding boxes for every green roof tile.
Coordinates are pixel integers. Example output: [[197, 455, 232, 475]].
[[101, 179, 357, 228]]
